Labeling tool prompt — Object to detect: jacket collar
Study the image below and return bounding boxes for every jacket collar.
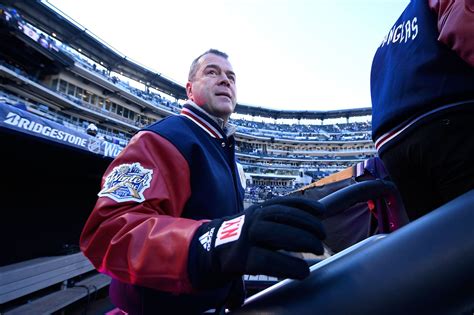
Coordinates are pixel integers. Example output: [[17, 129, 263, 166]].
[[180, 101, 236, 139]]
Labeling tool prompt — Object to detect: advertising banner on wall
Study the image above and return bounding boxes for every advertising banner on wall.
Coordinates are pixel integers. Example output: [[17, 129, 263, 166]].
[[0, 102, 124, 158]]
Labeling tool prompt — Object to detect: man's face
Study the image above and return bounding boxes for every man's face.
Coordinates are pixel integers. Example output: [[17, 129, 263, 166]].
[[186, 53, 237, 121]]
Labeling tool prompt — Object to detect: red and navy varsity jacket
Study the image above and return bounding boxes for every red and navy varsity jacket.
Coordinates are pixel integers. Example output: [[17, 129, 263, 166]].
[[80, 102, 245, 313]]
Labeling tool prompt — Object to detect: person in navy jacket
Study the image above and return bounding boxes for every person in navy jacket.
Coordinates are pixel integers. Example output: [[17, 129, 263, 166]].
[[371, 0, 474, 220], [80, 49, 326, 314]]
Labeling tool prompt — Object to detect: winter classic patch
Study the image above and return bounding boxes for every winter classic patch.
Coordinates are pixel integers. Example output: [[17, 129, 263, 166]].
[[98, 162, 153, 202]]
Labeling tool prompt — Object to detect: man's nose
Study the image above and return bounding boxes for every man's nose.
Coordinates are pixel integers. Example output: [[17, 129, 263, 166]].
[[218, 74, 231, 86]]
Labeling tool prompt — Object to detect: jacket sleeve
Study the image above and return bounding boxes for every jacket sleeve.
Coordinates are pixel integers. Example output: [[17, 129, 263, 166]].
[[80, 131, 204, 293], [429, 0, 474, 66]]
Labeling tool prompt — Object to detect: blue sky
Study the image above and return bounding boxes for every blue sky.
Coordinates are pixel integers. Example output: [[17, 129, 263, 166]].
[[47, 0, 409, 111]]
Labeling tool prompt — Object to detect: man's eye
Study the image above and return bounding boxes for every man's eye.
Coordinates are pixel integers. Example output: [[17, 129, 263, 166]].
[[208, 70, 217, 75]]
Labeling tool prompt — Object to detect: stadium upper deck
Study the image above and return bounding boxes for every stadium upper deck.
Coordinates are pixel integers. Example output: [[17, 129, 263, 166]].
[[1, 1, 371, 118], [0, 2, 375, 202]]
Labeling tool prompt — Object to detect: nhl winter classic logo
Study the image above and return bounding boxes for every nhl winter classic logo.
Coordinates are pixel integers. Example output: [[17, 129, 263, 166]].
[[98, 162, 153, 202]]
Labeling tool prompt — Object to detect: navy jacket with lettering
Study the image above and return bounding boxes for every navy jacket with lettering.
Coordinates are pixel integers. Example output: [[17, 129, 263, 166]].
[[371, 0, 474, 151]]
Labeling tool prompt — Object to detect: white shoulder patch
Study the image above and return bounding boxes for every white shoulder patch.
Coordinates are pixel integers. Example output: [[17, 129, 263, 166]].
[[98, 162, 153, 203]]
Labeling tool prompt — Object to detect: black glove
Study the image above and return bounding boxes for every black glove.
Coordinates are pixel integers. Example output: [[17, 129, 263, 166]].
[[188, 196, 326, 290]]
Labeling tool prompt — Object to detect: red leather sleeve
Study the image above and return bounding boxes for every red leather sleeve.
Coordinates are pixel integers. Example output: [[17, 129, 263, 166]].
[[429, 0, 474, 66], [80, 131, 204, 293]]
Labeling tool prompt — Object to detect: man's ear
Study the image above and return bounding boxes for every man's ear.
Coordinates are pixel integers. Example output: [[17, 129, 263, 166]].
[[186, 82, 193, 100]]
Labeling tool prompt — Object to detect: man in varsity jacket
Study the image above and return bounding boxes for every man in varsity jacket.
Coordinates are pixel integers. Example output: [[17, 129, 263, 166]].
[[80, 49, 326, 314], [371, 0, 474, 220]]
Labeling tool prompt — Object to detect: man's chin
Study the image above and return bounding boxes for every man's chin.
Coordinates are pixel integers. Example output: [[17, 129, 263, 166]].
[[215, 107, 235, 121]]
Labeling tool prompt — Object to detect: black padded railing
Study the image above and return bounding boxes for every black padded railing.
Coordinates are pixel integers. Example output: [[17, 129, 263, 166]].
[[232, 188, 474, 314]]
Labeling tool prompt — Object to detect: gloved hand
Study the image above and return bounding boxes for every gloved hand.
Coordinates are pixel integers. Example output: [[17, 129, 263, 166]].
[[188, 196, 326, 290]]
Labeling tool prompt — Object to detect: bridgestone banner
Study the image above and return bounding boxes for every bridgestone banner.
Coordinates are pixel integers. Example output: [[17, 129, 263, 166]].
[[0, 102, 124, 158]]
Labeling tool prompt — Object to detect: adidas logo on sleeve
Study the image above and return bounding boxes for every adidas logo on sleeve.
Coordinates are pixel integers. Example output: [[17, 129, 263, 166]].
[[199, 227, 215, 251]]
